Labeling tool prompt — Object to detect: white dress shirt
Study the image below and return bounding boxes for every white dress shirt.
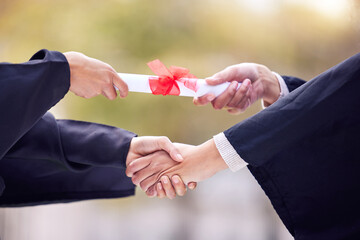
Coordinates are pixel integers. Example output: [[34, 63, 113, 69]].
[[213, 73, 289, 172]]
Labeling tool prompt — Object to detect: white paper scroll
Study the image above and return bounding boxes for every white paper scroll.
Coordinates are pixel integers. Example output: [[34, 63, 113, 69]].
[[117, 73, 239, 97]]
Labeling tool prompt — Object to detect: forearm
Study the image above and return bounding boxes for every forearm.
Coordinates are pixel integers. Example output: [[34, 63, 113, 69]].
[[225, 53, 360, 167], [157, 140, 228, 185], [0, 49, 70, 159], [5, 113, 136, 170]]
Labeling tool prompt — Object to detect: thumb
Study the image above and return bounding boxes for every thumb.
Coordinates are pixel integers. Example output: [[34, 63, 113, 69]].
[[112, 71, 129, 98], [205, 66, 237, 86], [188, 182, 197, 190], [156, 137, 183, 162]]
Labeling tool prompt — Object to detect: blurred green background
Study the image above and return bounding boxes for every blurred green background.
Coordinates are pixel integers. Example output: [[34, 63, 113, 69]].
[[2, 0, 359, 144], [0, 0, 359, 239]]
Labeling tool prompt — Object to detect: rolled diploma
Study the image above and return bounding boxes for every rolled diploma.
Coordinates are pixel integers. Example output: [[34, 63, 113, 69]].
[[117, 73, 239, 97]]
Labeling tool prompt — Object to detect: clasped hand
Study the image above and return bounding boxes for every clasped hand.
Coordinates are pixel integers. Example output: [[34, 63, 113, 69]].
[[126, 137, 227, 199]]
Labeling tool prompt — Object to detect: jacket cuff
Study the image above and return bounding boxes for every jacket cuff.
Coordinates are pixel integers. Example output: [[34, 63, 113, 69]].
[[261, 72, 290, 109], [213, 132, 248, 172], [29, 49, 70, 98]]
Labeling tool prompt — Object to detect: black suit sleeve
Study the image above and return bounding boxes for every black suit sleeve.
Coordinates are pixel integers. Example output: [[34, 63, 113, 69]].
[[223, 53, 360, 238], [0, 50, 136, 206], [224, 53, 360, 166], [282, 76, 306, 92], [0, 113, 136, 206], [0, 49, 70, 160]]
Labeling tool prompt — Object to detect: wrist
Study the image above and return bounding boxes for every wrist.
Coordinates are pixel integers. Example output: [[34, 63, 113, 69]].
[[257, 65, 281, 106], [198, 139, 228, 175], [126, 137, 137, 167]]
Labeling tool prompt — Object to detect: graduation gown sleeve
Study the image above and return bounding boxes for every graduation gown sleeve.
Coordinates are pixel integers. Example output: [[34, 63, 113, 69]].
[[0, 113, 136, 207], [224, 53, 360, 239], [0, 49, 70, 196], [0, 50, 136, 206]]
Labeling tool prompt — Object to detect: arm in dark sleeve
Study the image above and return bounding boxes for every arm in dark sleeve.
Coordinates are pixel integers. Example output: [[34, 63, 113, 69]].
[[225, 53, 360, 167], [5, 112, 136, 169], [0, 113, 136, 206], [0, 50, 70, 160], [224, 54, 360, 237], [281, 76, 306, 92]]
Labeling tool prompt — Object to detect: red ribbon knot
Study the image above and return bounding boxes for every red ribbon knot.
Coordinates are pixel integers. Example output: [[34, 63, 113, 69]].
[[147, 59, 198, 96]]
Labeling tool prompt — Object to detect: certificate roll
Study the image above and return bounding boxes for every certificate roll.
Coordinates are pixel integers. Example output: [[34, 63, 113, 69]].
[[117, 73, 239, 97]]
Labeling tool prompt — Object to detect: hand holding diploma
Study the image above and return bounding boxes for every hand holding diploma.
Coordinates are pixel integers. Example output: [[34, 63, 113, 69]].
[[117, 59, 241, 98], [194, 63, 281, 114], [64, 51, 128, 100]]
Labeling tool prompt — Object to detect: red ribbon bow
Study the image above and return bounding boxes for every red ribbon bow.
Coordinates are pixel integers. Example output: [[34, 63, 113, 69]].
[[147, 59, 198, 96]]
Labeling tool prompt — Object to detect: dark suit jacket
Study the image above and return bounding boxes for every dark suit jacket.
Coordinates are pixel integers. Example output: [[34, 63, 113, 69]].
[[0, 50, 136, 207], [225, 53, 360, 240]]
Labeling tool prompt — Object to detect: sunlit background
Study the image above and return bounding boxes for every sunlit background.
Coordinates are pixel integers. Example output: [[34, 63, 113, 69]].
[[0, 0, 359, 239]]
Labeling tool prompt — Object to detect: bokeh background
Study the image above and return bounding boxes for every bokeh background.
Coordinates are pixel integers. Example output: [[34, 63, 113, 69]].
[[1, 0, 360, 239]]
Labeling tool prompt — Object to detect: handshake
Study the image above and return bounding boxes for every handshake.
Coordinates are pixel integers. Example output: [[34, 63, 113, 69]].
[[125, 137, 228, 199], [64, 51, 282, 199]]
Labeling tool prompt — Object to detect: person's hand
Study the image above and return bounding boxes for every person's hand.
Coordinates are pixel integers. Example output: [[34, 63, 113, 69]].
[[64, 51, 128, 100], [193, 63, 280, 114], [154, 175, 197, 199], [126, 137, 197, 199], [157, 141, 228, 184], [127, 147, 197, 199], [126, 136, 183, 167], [132, 140, 227, 198]]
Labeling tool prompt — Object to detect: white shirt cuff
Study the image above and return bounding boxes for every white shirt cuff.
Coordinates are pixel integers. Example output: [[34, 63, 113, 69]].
[[213, 132, 248, 172], [261, 72, 290, 109]]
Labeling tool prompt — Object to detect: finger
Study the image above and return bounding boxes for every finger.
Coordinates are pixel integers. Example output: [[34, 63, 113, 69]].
[[205, 66, 238, 86], [156, 137, 183, 162], [145, 185, 157, 198], [211, 81, 238, 110], [227, 108, 242, 115], [227, 79, 251, 108], [125, 156, 152, 177], [237, 87, 252, 112], [132, 166, 157, 187], [193, 93, 216, 106], [102, 84, 118, 100], [171, 175, 186, 197], [188, 182, 197, 190], [111, 71, 128, 98], [232, 82, 253, 112], [139, 172, 161, 192], [161, 176, 176, 200], [157, 182, 166, 198]]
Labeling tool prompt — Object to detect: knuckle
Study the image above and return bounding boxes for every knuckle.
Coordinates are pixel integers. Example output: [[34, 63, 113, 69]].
[[131, 176, 139, 185], [109, 94, 117, 100], [139, 181, 148, 190], [125, 169, 131, 177], [213, 102, 223, 110], [239, 86, 247, 93], [227, 102, 236, 108], [160, 136, 170, 145]]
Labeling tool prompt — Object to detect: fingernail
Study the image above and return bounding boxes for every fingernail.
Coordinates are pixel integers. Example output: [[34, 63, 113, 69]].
[[176, 153, 183, 161], [162, 176, 168, 184], [207, 95, 215, 101], [157, 183, 162, 190], [172, 176, 180, 184], [231, 82, 238, 90]]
